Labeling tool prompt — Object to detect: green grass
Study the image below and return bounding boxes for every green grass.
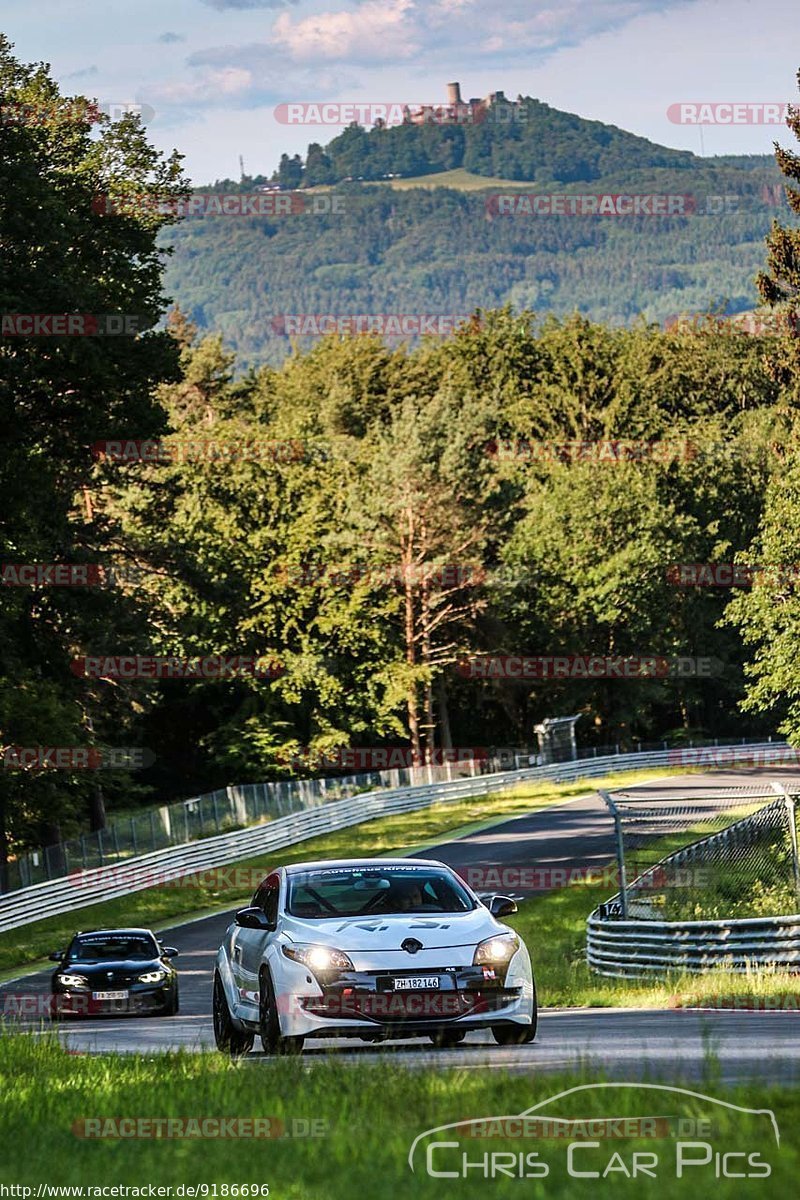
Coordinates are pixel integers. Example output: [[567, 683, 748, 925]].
[[0, 1031, 796, 1197], [363, 166, 539, 191], [0, 767, 684, 977]]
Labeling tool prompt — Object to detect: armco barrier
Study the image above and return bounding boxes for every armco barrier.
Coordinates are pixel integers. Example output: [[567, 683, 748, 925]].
[[0, 740, 790, 934], [587, 911, 800, 977]]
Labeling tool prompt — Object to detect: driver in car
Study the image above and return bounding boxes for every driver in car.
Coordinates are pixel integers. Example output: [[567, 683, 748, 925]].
[[383, 879, 425, 911]]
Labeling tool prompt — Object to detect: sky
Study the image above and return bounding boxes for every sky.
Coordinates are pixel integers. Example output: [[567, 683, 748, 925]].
[[2, 0, 800, 183]]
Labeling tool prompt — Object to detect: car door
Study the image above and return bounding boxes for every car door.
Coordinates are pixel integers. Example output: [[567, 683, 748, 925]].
[[236, 873, 280, 1008]]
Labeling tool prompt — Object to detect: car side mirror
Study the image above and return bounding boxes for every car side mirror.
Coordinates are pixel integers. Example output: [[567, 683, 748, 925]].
[[234, 906, 273, 930], [490, 895, 518, 918], [49, 951, 64, 962], [160, 946, 179, 958]]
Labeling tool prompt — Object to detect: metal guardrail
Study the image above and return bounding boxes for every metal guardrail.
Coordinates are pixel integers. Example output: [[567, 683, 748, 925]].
[[0, 739, 789, 935], [587, 912, 800, 976]]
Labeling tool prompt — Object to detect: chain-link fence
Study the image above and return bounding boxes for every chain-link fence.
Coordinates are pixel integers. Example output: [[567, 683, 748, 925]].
[[598, 781, 800, 921], [1, 752, 518, 895]]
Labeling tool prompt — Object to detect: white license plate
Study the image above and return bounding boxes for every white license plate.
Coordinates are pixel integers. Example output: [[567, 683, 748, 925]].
[[392, 977, 439, 990], [92, 990, 128, 1001]]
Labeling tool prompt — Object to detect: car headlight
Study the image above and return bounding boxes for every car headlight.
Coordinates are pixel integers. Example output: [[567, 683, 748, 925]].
[[57, 973, 89, 989], [282, 944, 354, 971], [137, 969, 169, 984], [473, 934, 520, 966]]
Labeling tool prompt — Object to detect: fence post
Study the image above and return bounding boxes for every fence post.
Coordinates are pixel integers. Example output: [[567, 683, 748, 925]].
[[772, 782, 800, 908], [598, 788, 628, 918]]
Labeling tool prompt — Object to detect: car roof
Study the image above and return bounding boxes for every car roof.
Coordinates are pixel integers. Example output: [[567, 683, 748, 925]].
[[282, 857, 447, 874]]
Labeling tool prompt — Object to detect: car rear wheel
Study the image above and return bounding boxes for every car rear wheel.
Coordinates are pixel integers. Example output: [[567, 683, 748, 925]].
[[259, 969, 304, 1056], [213, 973, 253, 1056]]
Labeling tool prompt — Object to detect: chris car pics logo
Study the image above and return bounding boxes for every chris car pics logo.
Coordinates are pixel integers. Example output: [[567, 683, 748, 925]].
[[407, 1083, 779, 1180]]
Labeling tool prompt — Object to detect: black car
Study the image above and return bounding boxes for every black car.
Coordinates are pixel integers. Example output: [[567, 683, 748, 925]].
[[49, 928, 179, 1018]]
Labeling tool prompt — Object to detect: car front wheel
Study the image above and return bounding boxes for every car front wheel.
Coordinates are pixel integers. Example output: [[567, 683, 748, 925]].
[[162, 986, 179, 1016], [491, 983, 537, 1045], [213, 973, 253, 1056], [259, 969, 304, 1056]]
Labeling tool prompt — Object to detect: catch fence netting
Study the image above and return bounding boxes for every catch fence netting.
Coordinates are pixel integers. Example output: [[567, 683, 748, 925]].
[[599, 782, 800, 920]]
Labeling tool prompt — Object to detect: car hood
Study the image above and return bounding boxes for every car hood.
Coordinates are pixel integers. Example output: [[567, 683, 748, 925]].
[[60, 958, 166, 975], [281, 907, 501, 951]]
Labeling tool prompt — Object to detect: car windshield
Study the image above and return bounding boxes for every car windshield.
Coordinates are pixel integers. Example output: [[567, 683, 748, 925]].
[[67, 934, 158, 962], [286, 866, 477, 918]]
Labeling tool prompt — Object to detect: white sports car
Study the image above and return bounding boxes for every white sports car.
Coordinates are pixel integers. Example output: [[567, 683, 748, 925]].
[[212, 857, 536, 1055]]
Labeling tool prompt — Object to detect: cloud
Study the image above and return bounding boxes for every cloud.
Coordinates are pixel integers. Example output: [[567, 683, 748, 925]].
[[149, 66, 256, 106], [186, 0, 696, 73], [64, 65, 99, 79], [199, 0, 298, 10], [271, 0, 419, 64], [158, 32, 186, 44]]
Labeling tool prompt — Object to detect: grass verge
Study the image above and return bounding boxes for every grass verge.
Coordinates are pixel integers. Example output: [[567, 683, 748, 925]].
[[0, 767, 683, 977], [0, 1031, 796, 1197]]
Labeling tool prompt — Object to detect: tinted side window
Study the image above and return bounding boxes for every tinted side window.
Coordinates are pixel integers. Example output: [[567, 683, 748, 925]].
[[262, 886, 279, 926], [253, 881, 279, 925]]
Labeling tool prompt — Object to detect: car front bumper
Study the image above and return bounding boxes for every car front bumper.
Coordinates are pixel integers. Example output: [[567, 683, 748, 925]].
[[273, 957, 535, 1039], [51, 982, 176, 1017]]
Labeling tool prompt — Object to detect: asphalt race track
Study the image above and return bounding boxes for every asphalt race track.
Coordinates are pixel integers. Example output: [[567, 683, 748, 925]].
[[3, 768, 800, 1082]]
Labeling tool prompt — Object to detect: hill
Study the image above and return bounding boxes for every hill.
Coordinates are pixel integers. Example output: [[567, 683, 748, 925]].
[[160, 93, 791, 368], [272, 92, 699, 187]]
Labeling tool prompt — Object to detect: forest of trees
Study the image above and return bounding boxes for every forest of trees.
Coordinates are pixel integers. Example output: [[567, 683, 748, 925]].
[[164, 162, 789, 370], [2, 37, 800, 865]]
